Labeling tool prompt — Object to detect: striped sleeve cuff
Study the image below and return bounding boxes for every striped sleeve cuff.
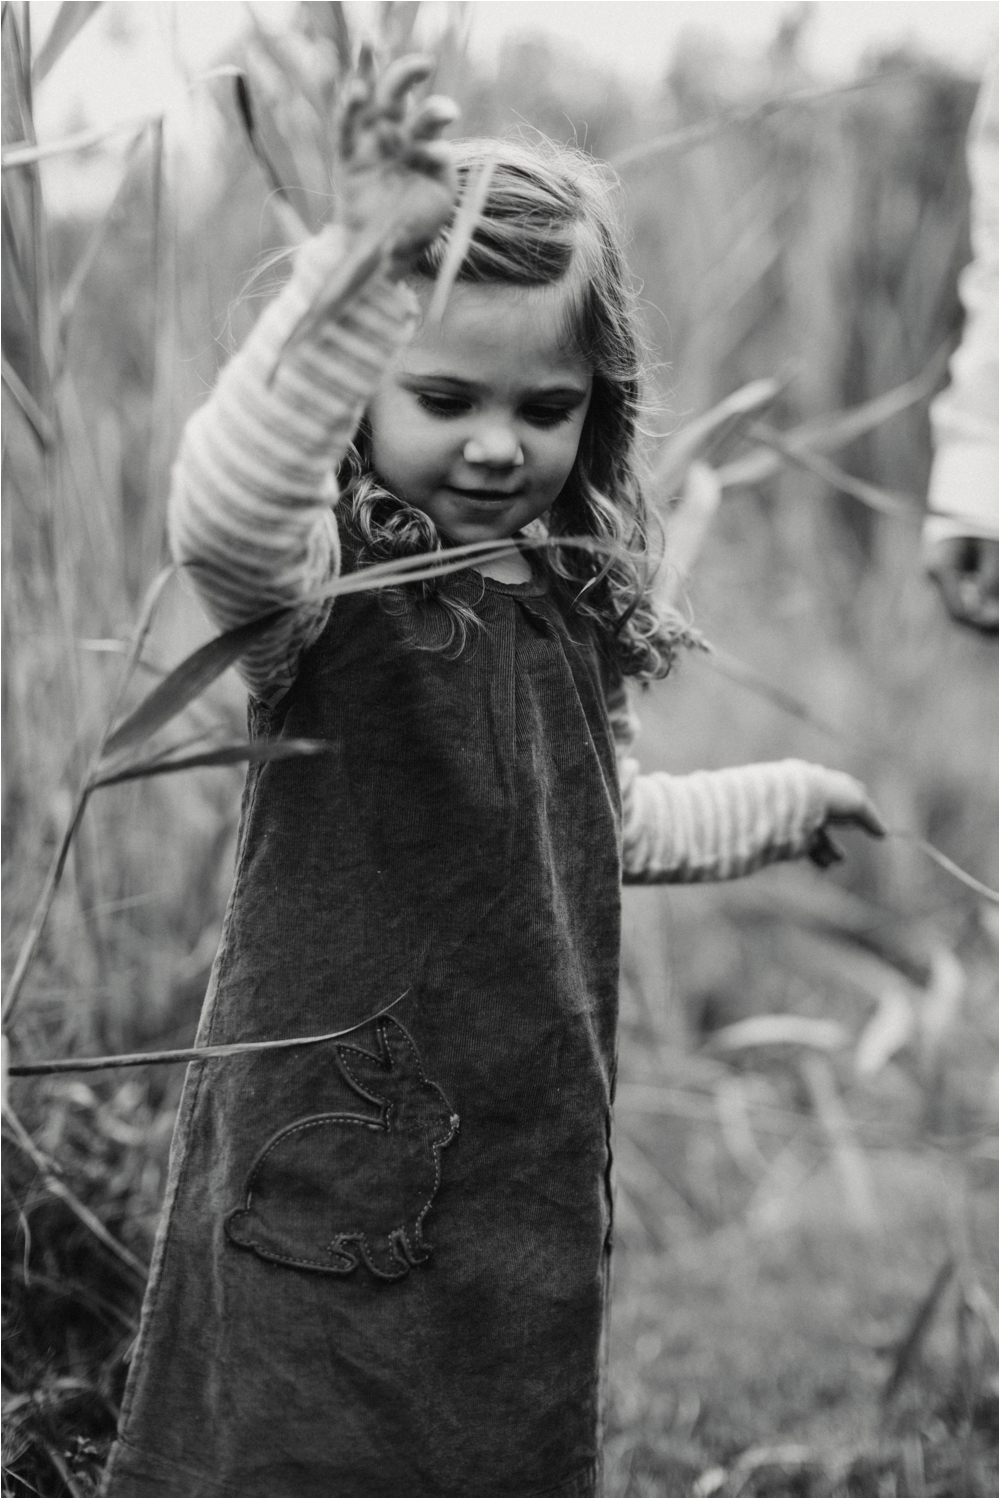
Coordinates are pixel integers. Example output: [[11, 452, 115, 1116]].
[[620, 757, 833, 882]]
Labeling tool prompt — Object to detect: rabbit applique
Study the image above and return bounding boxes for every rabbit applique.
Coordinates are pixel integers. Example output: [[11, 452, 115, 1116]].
[[226, 1017, 459, 1280]]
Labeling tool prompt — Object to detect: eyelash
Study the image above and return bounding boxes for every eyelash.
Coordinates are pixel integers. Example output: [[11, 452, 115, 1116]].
[[415, 393, 577, 428]]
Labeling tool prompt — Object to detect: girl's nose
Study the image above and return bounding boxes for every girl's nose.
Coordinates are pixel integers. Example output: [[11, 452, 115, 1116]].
[[463, 429, 524, 468]]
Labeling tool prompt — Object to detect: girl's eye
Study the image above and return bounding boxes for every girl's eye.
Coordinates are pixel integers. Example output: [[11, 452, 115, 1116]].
[[415, 392, 471, 418], [522, 405, 576, 428]]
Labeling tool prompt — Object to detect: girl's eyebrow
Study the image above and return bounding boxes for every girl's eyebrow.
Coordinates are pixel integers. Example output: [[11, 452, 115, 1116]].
[[400, 374, 590, 400]]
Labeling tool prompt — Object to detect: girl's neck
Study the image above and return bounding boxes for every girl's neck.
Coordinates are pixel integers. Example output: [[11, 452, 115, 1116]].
[[475, 549, 533, 585]]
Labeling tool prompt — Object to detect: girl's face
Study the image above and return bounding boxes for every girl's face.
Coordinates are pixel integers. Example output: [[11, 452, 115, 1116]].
[[367, 282, 592, 547]]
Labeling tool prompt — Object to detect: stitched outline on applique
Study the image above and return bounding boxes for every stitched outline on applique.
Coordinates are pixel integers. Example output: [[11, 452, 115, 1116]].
[[225, 1017, 459, 1280]]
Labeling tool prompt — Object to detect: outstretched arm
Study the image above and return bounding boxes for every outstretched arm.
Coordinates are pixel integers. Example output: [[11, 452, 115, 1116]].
[[608, 684, 884, 884], [169, 58, 457, 704]]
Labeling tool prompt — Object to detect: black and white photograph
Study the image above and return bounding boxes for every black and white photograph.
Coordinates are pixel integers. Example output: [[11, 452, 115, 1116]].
[[2, 2, 997, 1495]]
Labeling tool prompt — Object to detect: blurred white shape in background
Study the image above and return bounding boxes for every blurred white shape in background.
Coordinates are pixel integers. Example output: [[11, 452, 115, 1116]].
[[925, 50, 999, 545]]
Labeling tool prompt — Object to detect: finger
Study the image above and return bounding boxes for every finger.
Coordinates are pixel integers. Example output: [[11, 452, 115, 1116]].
[[357, 42, 376, 88], [386, 177, 457, 272], [927, 542, 1000, 630], [977, 537, 1000, 589], [937, 573, 998, 630], [928, 563, 968, 621], [967, 544, 999, 628], [339, 77, 372, 158], [841, 803, 888, 838], [403, 139, 457, 183], [407, 95, 460, 141], [959, 582, 1000, 630], [807, 828, 844, 869], [824, 792, 887, 838], [969, 597, 1000, 630], [375, 54, 435, 119]]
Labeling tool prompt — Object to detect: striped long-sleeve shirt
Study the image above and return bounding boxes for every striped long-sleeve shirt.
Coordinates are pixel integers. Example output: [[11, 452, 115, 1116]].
[[170, 225, 842, 883]]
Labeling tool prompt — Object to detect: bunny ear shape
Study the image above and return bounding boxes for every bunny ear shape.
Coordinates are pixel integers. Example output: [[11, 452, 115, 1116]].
[[336, 1017, 426, 1106], [375, 1016, 425, 1083]]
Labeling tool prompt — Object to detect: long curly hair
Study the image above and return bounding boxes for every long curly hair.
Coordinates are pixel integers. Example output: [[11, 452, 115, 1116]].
[[340, 136, 696, 680]]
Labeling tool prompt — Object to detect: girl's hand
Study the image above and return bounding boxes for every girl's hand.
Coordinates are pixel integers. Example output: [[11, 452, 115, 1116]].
[[805, 770, 886, 869], [338, 52, 458, 277]]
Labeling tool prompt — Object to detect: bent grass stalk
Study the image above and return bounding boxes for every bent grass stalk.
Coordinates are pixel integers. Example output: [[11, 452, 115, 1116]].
[[8, 989, 411, 1077]]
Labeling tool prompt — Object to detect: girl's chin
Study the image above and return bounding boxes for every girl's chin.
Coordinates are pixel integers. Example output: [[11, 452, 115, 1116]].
[[430, 510, 523, 547], [439, 520, 517, 543]]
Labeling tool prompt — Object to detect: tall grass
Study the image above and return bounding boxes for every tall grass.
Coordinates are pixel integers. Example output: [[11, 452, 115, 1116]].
[[2, 4, 996, 1495]]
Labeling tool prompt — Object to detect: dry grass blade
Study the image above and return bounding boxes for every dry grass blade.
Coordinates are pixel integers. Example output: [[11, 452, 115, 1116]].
[[90, 737, 332, 790], [381, 1, 422, 60], [610, 70, 918, 172], [1, 113, 162, 169], [31, 1, 101, 85], [101, 566, 177, 732], [653, 377, 782, 498], [716, 345, 952, 492], [883, 1257, 956, 1403], [726, 1443, 817, 1496], [2, 568, 175, 1028], [100, 607, 289, 761], [749, 421, 916, 518], [432, 1, 473, 96], [698, 644, 845, 740], [787, 340, 952, 453], [617, 1082, 906, 1149], [709, 1015, 851, 1053], [800, 1052, 877, 1231], [319, 1, 354, 74], [893, 831, 1000, 905], [854, 984, 915, 1077], [8, 989, 411, 1076], [306, 532, 619, 601], [54, 127, 149, 369], [1, 1106, 148, 1282], [44, 1441, 84, 1499], [232, 72, 308, 244], [659, 461, 722, 606], [1, 352, 54, 446], [426, 153, 497, 324], [2, 3, 48, 410], [714, 1076, 770, 1177], [2, 794, 91, 1027], [777, 928, 916, 1009]]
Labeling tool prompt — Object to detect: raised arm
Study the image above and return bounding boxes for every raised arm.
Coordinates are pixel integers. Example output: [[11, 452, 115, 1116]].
[[169, 59, 457, 704], [607, 683, 883, 883]]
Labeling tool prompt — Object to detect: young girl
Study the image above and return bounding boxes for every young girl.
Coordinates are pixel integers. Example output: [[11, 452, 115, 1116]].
[[103, 59, 882, 1499]]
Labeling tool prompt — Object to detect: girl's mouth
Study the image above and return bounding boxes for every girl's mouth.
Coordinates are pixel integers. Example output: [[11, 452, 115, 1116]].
[[447, 487, 523, 504]]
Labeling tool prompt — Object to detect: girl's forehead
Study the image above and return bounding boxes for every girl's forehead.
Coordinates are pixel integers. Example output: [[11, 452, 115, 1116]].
[[403, 281, 590, 382]]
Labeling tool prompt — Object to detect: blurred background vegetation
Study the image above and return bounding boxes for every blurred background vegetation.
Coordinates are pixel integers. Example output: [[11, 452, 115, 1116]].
[[2, 3, 997, 1495]]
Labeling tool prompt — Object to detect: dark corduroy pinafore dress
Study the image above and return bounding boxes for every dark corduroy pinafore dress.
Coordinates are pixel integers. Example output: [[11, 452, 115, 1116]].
[[103, 566, 623, 1499]]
